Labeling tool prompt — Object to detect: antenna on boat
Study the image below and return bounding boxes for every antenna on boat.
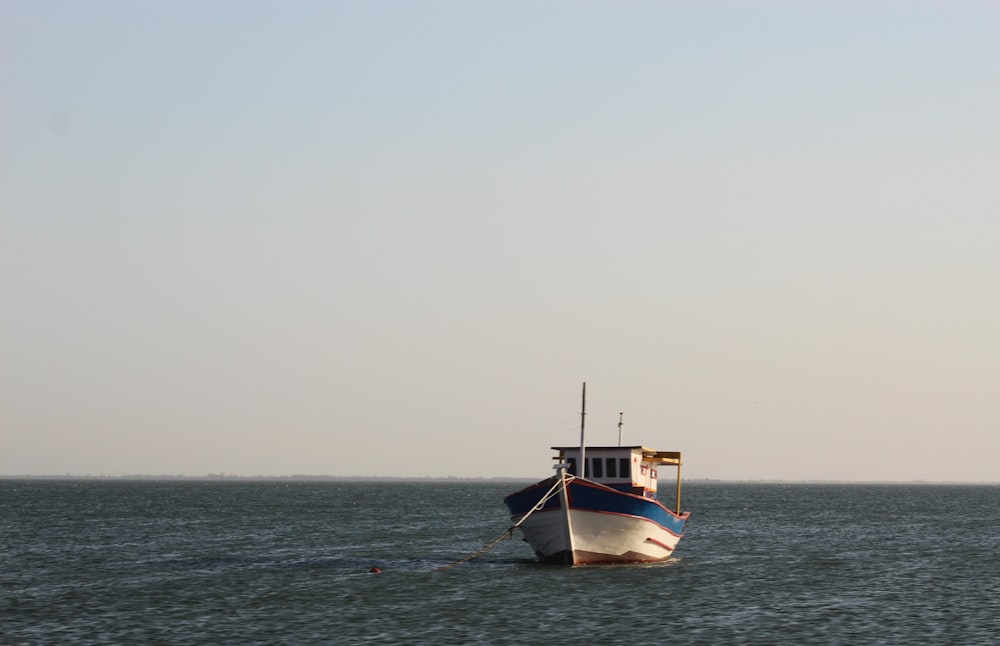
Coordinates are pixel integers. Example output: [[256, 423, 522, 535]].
[[579, 382, 586, 478], [618, 412, 623, 446]]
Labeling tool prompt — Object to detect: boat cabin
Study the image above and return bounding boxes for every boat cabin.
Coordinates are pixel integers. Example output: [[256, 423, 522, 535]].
[[552, 445, 682, 500]]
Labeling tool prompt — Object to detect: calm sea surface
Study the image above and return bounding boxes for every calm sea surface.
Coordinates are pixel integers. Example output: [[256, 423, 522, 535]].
[[3, 480, 999, 644]]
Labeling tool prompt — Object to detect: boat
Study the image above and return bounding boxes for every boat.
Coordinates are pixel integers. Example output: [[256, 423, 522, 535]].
[[503, 384, 689, 564]]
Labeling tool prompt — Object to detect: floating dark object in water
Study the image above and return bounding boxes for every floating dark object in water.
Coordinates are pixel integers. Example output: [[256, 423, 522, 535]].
[[368, 567, 382, 574]]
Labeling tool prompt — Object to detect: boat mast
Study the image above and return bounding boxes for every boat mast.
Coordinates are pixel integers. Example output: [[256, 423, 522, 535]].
[[579, 382, 586, 478], [618, 412, 623, 446]]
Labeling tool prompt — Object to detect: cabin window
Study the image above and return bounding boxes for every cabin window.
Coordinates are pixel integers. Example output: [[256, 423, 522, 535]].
[[584, 459, 590, 478], [592, 458, 603, 478], [605, 457, 617, 478], [567, 458, 577, 476], [619, 458, 630, 479]]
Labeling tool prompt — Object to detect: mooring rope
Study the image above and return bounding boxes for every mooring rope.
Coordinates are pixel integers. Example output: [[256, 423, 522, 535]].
[[436, 474, 572, 571]]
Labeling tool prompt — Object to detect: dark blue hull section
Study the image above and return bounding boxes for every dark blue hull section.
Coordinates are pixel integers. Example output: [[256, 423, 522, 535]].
[[503, 477, 687, 537]]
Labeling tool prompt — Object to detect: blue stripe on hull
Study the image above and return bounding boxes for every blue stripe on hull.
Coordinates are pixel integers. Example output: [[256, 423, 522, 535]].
[[503, 477, 687, 536], [503, 478, 561, 516], [568, 480, 687, 536]]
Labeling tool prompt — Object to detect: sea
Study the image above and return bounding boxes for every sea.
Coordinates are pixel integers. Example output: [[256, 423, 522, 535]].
[[2, 479, 999, 645]]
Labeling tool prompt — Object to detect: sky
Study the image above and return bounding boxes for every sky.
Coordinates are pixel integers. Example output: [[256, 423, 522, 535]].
[[3, 1, 1000, 481]]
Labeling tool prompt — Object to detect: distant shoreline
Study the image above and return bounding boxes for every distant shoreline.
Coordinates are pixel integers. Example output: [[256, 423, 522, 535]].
[[0, 474, 535, 483], [1, 475, 998, 485]]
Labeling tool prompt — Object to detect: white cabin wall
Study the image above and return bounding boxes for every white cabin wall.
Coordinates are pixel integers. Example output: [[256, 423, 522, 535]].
[[556, 447, 665, 500], [643, 462, 658, 493], [559, 448, 636, 484]]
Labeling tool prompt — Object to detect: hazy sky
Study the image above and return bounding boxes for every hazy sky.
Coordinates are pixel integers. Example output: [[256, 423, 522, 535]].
[[3, 1, 999, 481]]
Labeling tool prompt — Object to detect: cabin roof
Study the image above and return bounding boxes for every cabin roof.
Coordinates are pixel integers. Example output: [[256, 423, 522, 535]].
[[552, 445, 650, 451]]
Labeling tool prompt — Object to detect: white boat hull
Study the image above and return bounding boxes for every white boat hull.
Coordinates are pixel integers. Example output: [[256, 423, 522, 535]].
[[517, 506, 683, 564], [505, 475, 688, 565]]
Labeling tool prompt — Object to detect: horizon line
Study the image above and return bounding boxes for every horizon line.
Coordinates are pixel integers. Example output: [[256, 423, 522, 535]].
[[2, 474, 999, 485]]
